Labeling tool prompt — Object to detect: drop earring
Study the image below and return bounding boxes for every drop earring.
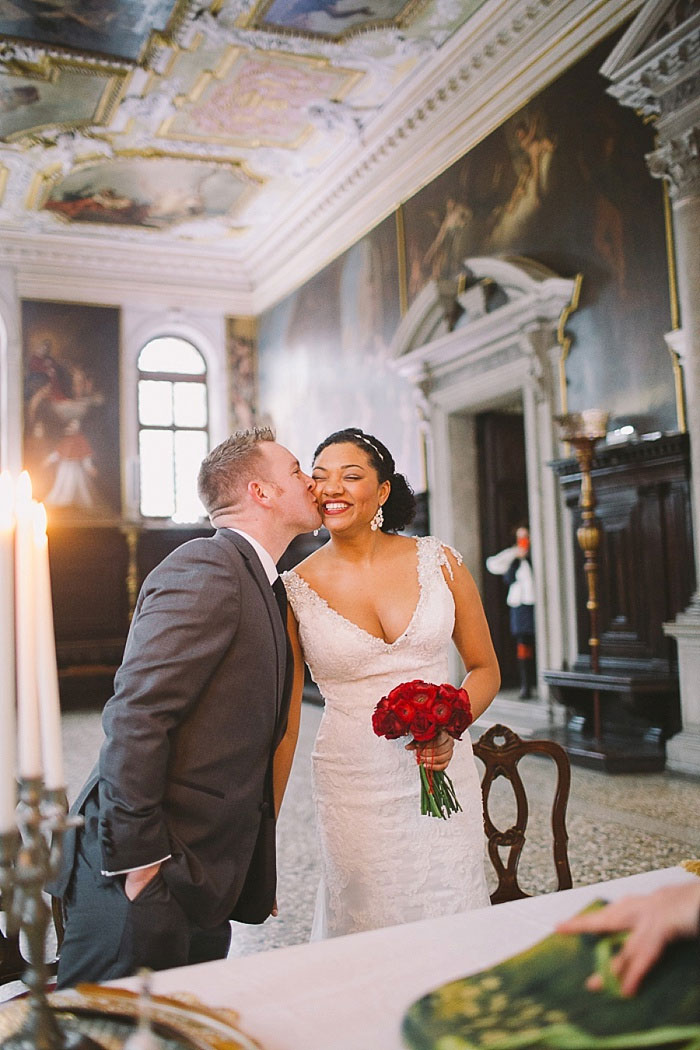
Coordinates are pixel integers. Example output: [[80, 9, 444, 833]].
[[370, 505, 384, 531]]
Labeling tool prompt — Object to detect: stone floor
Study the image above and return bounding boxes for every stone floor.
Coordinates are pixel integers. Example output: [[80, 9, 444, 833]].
[[2, 695, 699, 1002], [52, 695, 700, 946]]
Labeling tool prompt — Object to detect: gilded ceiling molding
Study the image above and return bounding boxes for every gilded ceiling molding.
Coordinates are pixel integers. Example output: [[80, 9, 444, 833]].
[[188, 7, 443, 102], [0, 41, 129, 77], [159, 44, 363, 151]]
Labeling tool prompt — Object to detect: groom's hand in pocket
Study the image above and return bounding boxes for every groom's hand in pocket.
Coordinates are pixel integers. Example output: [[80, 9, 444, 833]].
[[124, 862, 162, 901], [406, 730, 454, 771]]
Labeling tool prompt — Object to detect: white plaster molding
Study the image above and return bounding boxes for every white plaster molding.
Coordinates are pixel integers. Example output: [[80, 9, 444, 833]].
[[601, 0, 700, 120], [664, 326, 687, 365], [392, 256, 575, 388], [647, 126, 700, 200], [0, 231, 253, 312]]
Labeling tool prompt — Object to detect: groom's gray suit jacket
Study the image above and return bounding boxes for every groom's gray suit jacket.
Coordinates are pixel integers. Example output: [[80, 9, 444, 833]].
[[53, 529, 289, 929]]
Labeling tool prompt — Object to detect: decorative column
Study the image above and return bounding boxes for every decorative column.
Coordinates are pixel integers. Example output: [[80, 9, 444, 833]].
[[601, 1, 700, 774], [657, 125, 700, 775]]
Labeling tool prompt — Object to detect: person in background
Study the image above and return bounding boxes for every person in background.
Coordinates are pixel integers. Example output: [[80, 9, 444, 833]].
[[557, 878, 700, 997], [486, 525, 535, 698]]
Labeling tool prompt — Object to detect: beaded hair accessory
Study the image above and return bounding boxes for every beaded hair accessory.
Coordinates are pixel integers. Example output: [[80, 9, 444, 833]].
[[357, 433, 387, 463]]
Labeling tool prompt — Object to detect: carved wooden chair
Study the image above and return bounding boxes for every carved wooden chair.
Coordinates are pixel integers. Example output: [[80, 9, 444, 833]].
[[472, 722, 573, 904]]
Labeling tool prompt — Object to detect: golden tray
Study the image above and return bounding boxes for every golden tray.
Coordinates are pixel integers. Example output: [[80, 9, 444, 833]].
[[0, 984, 262, 1050]]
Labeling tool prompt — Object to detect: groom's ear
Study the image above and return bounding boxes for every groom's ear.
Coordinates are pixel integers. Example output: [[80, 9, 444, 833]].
[[248, 478, 274, 507], [248, 479, 266, 505]]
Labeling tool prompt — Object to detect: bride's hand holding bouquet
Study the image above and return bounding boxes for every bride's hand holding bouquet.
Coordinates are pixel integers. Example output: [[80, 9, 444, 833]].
[[372, 679, 473, 819]]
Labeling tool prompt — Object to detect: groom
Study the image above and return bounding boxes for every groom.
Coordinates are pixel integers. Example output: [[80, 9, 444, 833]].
[[52, 427, 321, 988]]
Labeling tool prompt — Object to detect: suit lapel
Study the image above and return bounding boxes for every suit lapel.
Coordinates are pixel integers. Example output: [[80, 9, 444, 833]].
[[216, 530, 286, 725]]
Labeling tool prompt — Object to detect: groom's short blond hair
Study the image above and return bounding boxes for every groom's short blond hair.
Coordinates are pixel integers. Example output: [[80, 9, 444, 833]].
[[197, 426, 275, 516]]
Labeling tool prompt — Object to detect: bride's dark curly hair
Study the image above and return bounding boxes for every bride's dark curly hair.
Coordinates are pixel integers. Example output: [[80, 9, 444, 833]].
[[313, 427, 416, 533]]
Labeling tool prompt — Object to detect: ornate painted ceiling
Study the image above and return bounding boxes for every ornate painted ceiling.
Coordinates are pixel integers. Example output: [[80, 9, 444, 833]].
[[0, 0, 640, 309]]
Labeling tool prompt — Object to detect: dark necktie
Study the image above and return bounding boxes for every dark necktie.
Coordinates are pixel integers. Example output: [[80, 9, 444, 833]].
[[272, 575, 287, 624], [271, 576, 294, 739]]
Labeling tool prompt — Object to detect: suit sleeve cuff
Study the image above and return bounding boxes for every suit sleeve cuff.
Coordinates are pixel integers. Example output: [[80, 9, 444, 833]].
[[101, 854, 171, 876]]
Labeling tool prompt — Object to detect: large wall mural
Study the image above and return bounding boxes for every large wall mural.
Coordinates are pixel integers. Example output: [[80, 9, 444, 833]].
[[258, 32, 676, 488], [40, 156, 254, 230], [0, 64, 121, 141], [258, 214, 423, 485], [248, 0, 423, 39], [0, 0, 180, 62], [403, 36, 674, 434]]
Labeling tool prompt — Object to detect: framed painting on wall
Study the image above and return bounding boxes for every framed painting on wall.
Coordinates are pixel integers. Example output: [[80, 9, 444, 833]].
[[401, 34, 674, 434], [226, 316, 258, 431], [21, 299, 121, 518], [0, 0, 180, 62]]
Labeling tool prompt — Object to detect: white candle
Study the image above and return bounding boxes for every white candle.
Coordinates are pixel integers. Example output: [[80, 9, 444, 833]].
[[33, 502, 64, 791], [0, 471, 17, 831], [15, 471, 42, 780]]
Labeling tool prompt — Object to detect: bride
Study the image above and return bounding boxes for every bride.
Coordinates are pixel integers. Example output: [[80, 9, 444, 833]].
[[283, 427, 501, 939]]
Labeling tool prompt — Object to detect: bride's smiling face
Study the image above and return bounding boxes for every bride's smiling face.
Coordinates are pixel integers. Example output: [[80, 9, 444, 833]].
[[312, 442, 390, 534]]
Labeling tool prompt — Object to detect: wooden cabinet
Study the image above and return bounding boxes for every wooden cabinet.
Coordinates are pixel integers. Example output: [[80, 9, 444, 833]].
[[545, 434, 693, 770]]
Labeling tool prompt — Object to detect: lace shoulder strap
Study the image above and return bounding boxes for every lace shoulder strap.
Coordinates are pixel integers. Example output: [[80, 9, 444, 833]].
[[281, 569, 313, 617], [418, 535, 463, 581]]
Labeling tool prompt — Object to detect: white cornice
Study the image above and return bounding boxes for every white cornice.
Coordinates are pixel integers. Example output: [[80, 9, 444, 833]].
[[0, 230, 253, 311]]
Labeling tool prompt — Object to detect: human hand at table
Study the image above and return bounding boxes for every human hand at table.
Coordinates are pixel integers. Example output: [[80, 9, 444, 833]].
[[406, 729, 454, 771], [556, 881, 700, 997]]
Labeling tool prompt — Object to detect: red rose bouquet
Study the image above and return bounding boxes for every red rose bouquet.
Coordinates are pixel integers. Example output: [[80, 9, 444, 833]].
[[371, 679, 473, 819]]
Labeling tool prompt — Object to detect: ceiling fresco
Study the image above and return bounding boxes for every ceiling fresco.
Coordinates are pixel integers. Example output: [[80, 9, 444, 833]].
[[0, 0, 487, 244]]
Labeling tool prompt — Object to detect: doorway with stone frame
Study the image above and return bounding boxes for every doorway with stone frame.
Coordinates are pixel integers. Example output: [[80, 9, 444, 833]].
[[477, 407, 530, 693], [393, 256, 579, 727]]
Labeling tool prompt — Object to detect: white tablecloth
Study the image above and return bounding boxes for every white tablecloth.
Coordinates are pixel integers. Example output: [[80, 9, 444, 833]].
[[116, 866, 696, 1050]]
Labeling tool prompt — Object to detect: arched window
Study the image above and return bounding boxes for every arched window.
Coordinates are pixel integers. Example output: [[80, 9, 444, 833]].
[[137, 336, 208, 521]]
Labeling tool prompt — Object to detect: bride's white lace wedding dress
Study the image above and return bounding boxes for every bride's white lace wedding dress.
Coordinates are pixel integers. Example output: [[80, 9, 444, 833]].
[[283, 535, 490, 939]]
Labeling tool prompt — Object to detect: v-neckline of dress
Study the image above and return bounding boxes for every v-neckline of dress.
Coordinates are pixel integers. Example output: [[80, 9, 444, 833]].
[[289, 536, 426, 649]]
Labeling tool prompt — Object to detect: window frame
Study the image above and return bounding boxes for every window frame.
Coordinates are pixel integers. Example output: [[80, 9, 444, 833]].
[[136, 334, 210, 522]]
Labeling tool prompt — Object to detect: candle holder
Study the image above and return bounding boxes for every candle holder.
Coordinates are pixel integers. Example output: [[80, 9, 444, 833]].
[[555, 410, 609, 739], [1, 780, 100, 1050]]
